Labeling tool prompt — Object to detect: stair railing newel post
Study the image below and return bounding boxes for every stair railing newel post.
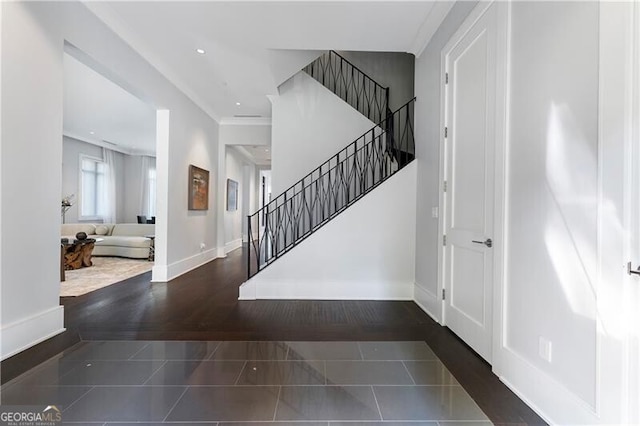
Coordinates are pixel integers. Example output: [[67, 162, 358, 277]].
[[247, 215, 251, 279]]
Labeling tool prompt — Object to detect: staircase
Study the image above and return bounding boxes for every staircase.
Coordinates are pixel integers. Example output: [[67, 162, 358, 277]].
[[247, 50, 416, 279]]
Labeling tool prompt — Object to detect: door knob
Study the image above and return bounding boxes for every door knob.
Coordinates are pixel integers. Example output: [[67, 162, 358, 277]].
[[472, 238, 492, 248], [627, 262, 640, 276]]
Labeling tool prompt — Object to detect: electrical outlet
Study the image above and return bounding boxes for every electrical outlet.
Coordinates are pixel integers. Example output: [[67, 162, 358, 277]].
[[538, 336, 553, 363], [200, 243, 206, 251], [432, 207, 439, 218]]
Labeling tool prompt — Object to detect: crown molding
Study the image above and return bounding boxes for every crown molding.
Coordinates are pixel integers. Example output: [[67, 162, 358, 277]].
[[219, 116, 272, 126], [409, 1, 456, 57], [83, 2, 222, 123]]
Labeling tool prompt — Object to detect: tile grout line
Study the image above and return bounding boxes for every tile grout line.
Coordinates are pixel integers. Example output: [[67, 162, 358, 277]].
[[356, 342, 365, 360], [370, 385, 384, 421], [162, 386, 190, 422], [44, 383, 464, 388], [234, 361, 248, 385], [272, 385, 283, 421], [324, 360, 327, 385], [400, 361, 417, 385], [142, 359, 168, 385], [127, 342, 151, 360], [61, 385, 95, 414], [207, 341, 222, 360]]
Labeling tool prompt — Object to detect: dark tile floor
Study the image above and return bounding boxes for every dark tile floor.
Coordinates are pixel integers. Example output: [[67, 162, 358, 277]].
[[0, 340, 492, 425]]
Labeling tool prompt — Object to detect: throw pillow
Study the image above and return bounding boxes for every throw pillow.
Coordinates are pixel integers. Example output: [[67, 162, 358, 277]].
[[95, 224, 110, 235]]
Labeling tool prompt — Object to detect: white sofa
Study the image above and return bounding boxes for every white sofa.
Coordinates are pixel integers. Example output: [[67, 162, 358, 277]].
[[61, 223, 154, 259]]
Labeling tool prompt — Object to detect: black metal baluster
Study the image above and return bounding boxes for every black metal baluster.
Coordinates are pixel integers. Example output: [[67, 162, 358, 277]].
[[247, 98, 416, 278]]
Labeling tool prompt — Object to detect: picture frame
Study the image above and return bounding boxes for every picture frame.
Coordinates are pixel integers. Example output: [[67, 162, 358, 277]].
[[227, 179, 238, 211], [188, 165, 210, 210]]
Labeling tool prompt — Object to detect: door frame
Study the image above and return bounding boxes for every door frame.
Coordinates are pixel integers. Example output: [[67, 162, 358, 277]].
[[620, 1, 640, 421], [436, 0, 510, 365]]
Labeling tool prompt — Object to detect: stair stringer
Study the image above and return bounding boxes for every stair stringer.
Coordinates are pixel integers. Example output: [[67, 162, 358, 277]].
[[239, 160, 417, 300]]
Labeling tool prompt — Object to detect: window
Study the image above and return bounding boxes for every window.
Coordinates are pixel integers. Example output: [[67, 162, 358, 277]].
[[148, 167, 156, 217], [80, 156, 106, 218]]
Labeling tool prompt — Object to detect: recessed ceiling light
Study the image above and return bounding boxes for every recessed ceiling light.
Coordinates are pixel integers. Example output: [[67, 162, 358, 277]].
[[236, 102, 241, 106], [196, 48, 206, 54]]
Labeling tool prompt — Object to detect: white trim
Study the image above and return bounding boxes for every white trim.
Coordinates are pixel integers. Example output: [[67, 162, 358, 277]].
[[491, 0, 511, 382], [84, 3, 221, 123], [219, 117, 272, 126], [413, 283, 441, 323], [628, 3, 640, 422], [600, 1, 639, 422], [151, 247, 221, 282], [498, 345, 601, 424], [410, 1, 456, 57], [435, 16, 449, 329], [438, 0, 500, 331], [63, 133, 155, 157], [0, 306, 65, 360], [151, 110, 169, 282], [224, 238, 243, 254], [240, 278, 414, 301], [438, 0, 508, 359]]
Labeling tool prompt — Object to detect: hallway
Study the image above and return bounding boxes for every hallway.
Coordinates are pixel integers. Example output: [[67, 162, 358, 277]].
[[0, 248, 544, 424]]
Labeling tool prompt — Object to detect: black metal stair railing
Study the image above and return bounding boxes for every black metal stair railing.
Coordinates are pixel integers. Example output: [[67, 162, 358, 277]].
[[303, 51, 390, 124], [247, 98, 416, 279]]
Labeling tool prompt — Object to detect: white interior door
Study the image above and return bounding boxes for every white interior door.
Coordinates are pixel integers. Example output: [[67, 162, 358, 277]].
[[442, 3, 498, 363]]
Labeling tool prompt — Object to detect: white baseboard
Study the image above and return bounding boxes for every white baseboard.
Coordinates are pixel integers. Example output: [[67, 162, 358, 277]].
[[239, 278, 414, 300], [0, 306, 65, 360], [413, 282, 442, 323], [152, 247, 220, 282], [238, 279, 255, 300], [224, 238, 243, 254], [494, 346, 598, 424]]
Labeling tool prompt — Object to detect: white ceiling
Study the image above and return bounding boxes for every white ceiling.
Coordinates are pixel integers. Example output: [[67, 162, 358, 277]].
[[237, 145, 272, 166], [87, 1, 452, 122], [63, 53, 157, 154]]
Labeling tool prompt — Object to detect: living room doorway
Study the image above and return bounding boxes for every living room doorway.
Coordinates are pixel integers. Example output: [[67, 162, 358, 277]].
[[60, 43, 159, 297]]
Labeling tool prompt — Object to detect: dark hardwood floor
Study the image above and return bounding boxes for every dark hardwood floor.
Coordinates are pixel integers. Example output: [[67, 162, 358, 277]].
[[1, 247, 546, 425]]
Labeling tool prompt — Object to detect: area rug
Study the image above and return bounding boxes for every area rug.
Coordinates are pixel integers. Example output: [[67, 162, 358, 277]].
[[61, 257, 153, 297]]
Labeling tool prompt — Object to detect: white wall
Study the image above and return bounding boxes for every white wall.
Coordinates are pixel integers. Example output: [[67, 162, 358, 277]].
[[219, 123, 271, 146], [503, 1, 598, 412], [240, 161, 417, 300], [413, 1, 478, 320], [216, 123, 266, 257], [224, 147, 245, 253], [270, 72, 376, 195], [413, 1, 636, 423], [1, 1, 220, 359], [241, 163, 257, 241]]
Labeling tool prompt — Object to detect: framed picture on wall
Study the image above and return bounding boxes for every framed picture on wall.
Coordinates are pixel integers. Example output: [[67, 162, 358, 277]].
[[227, 179, 238, 211], [188, 165, 210, 210]]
